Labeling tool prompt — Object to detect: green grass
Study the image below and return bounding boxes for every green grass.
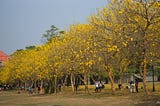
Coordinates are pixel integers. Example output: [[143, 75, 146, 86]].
[[0, 82, 160, 106]]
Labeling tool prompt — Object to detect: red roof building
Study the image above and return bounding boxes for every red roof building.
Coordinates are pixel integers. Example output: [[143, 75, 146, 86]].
[[0, 50, 9, 67]]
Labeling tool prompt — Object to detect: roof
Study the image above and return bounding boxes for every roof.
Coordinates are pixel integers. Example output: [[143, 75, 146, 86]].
[[0, 50, 9, 62]]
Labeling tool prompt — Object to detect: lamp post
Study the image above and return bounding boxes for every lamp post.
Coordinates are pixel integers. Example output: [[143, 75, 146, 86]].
[[152, 65, 155, 92]]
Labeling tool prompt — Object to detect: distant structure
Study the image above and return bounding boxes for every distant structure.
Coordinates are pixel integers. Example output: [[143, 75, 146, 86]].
[[0, 50, 9, 67]]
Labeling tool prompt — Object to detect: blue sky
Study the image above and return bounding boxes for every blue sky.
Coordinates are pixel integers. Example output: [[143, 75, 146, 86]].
[[0, 0, 107, 55]]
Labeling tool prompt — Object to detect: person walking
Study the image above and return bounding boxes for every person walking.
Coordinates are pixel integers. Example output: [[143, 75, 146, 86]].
[[130, 80, 135, 93], [95, 81, 99, 92], [135, 79, 138, 93]]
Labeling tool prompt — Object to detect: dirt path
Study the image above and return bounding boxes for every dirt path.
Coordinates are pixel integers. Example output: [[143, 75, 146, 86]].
[[0, 91, 159, 106]]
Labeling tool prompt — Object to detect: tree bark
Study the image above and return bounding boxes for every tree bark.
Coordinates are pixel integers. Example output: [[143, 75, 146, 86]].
[[34, 80, 37, 93], [84, 72, 90, 94], [141, 58, 149, 96], [40, 80, 43, 94], [24, 81, 27, 91], [119, 67, 124, 89], [54, 76, 57, 94], [78, 73, 90, 94], [70, 72, 75, 92], [105, 63, 115, 95], [62, 75, 68, 91]]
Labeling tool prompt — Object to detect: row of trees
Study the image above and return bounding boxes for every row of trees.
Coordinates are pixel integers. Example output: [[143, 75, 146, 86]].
[[0, 0, 160, 95]]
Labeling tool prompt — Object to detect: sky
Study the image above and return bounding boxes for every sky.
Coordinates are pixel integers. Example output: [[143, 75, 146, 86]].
[[0, 0, 108, 55]]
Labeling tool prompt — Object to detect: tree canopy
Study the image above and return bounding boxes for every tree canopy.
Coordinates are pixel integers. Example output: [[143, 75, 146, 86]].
[[0, 0, 159, 95]]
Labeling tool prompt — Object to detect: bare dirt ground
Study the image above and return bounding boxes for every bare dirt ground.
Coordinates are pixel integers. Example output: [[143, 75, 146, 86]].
[[0, 90, 160, 106], [1, 82, 160, 106]]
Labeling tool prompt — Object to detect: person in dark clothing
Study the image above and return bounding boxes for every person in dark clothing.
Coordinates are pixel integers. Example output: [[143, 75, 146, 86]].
[[74, 83, 78, 93], [135, 79, 138, 93]]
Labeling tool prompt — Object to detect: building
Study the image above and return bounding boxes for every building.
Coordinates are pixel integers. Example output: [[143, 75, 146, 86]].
[[0, 50, 9, 67]]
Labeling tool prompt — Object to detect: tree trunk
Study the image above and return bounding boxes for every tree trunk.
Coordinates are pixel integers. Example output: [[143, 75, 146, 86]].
[[54, 76, 57, 94], [105, 63, 115, 95], [48, 79, 54, 94], [62, 75, 68, 91], [48, 81, 52, 94], [140, 32, 149, 96], [34, 80, 37, 93], [141, 58, 149, 96], [18, 80, 21, 90], [78, 73, 90, 94], [70, 72, 75, 92], [90, 73, 96, 83], [84, 72, 90, 94], [24, 81, 27, 91], [119, 68, 124, 89], [40, 80, 43, 94]]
